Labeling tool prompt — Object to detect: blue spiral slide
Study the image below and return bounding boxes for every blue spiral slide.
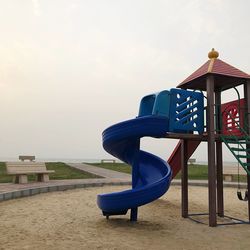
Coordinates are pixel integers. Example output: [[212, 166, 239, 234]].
[[97, 115, 172, 221]]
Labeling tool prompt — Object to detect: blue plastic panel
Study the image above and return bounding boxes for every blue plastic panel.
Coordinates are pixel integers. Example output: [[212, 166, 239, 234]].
[[138, 90, 170, 118], [169, 88, 204, 134], [152, 90, 170, 117], [138, 94, 156, 117]]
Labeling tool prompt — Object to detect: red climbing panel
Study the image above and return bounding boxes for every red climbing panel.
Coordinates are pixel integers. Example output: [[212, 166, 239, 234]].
[[221, 99, 245, 136]]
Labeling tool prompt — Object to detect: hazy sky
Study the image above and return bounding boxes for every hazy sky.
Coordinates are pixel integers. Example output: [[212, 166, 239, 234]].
[[0, 0, 250, 161]]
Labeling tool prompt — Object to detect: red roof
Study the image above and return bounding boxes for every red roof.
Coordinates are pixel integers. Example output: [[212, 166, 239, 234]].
[[212, 59, 250, 78], [177, 57, 250, 91]]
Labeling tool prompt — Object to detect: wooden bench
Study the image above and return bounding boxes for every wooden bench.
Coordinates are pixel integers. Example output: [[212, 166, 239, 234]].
[[19, 155, 35, 161], [188, 158, 196, 165], [6, 162, 55, 184], [223, 166, 246, 182], [101, 159, 116, 163]]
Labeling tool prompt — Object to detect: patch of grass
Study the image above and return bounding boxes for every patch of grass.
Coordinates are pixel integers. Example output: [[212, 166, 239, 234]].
[[90, 162, 209, 178], [46, 162, 102, 180], [175, 164, 246, 182], [91, 162, 247, 182], [89, 162, 131, 174], [0, 162, 101, 183], [175, 164, 208, 180], [0, 162, 13, 183]]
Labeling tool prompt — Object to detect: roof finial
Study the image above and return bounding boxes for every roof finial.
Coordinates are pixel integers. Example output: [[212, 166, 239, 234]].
[[208, 48, 219, 59]]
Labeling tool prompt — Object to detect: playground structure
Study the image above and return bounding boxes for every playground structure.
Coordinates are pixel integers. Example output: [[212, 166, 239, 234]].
[[98, 49, 250, 227]]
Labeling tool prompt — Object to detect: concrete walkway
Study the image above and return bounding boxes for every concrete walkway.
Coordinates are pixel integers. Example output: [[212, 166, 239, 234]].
[[0, 163, 131, 202], [67, 163, 131, 179]]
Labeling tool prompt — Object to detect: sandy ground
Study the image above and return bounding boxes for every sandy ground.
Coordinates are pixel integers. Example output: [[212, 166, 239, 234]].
[[0, 185, 250, 250]]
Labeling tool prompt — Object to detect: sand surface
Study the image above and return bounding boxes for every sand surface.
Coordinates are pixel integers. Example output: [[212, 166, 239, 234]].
[[0, 185, 250, 250]]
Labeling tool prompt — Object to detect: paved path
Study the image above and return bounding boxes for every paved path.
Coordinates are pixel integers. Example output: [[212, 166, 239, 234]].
[[0, 163, 132, 201], [67, 163, 131, 179], [0, 178, 131, 193], [0, 178, 131, 201]]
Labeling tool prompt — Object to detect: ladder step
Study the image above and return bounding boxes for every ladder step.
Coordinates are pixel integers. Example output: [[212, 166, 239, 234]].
[[226, 140, 250, 144], [222, 135, 250, 140], [221, 131, 250, 175], [230, 147, 248, 151], [237, 155, 250, 159]]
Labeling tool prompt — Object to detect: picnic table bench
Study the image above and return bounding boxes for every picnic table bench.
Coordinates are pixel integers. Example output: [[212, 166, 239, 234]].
[[6, 162, 55, 184], [19, 155, 35, 161], [101, 159, 116, 163], [188, 158, 196, 165]]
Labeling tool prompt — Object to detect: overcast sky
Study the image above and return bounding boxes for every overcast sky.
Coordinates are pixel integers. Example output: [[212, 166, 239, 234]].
[[0, 0, 250, 162]]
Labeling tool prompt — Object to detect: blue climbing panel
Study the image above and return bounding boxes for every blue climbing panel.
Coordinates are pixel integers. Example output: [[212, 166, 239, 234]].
[[152, 90, 170, 117], [138, 90, 170, 118], [169, 88, 204, 134], [138, 94, 156, 117]]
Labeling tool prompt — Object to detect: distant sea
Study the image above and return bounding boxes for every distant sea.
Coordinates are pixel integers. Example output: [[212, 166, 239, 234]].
[[0, 157, 237, 166], [0, 157, 106, 163]]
